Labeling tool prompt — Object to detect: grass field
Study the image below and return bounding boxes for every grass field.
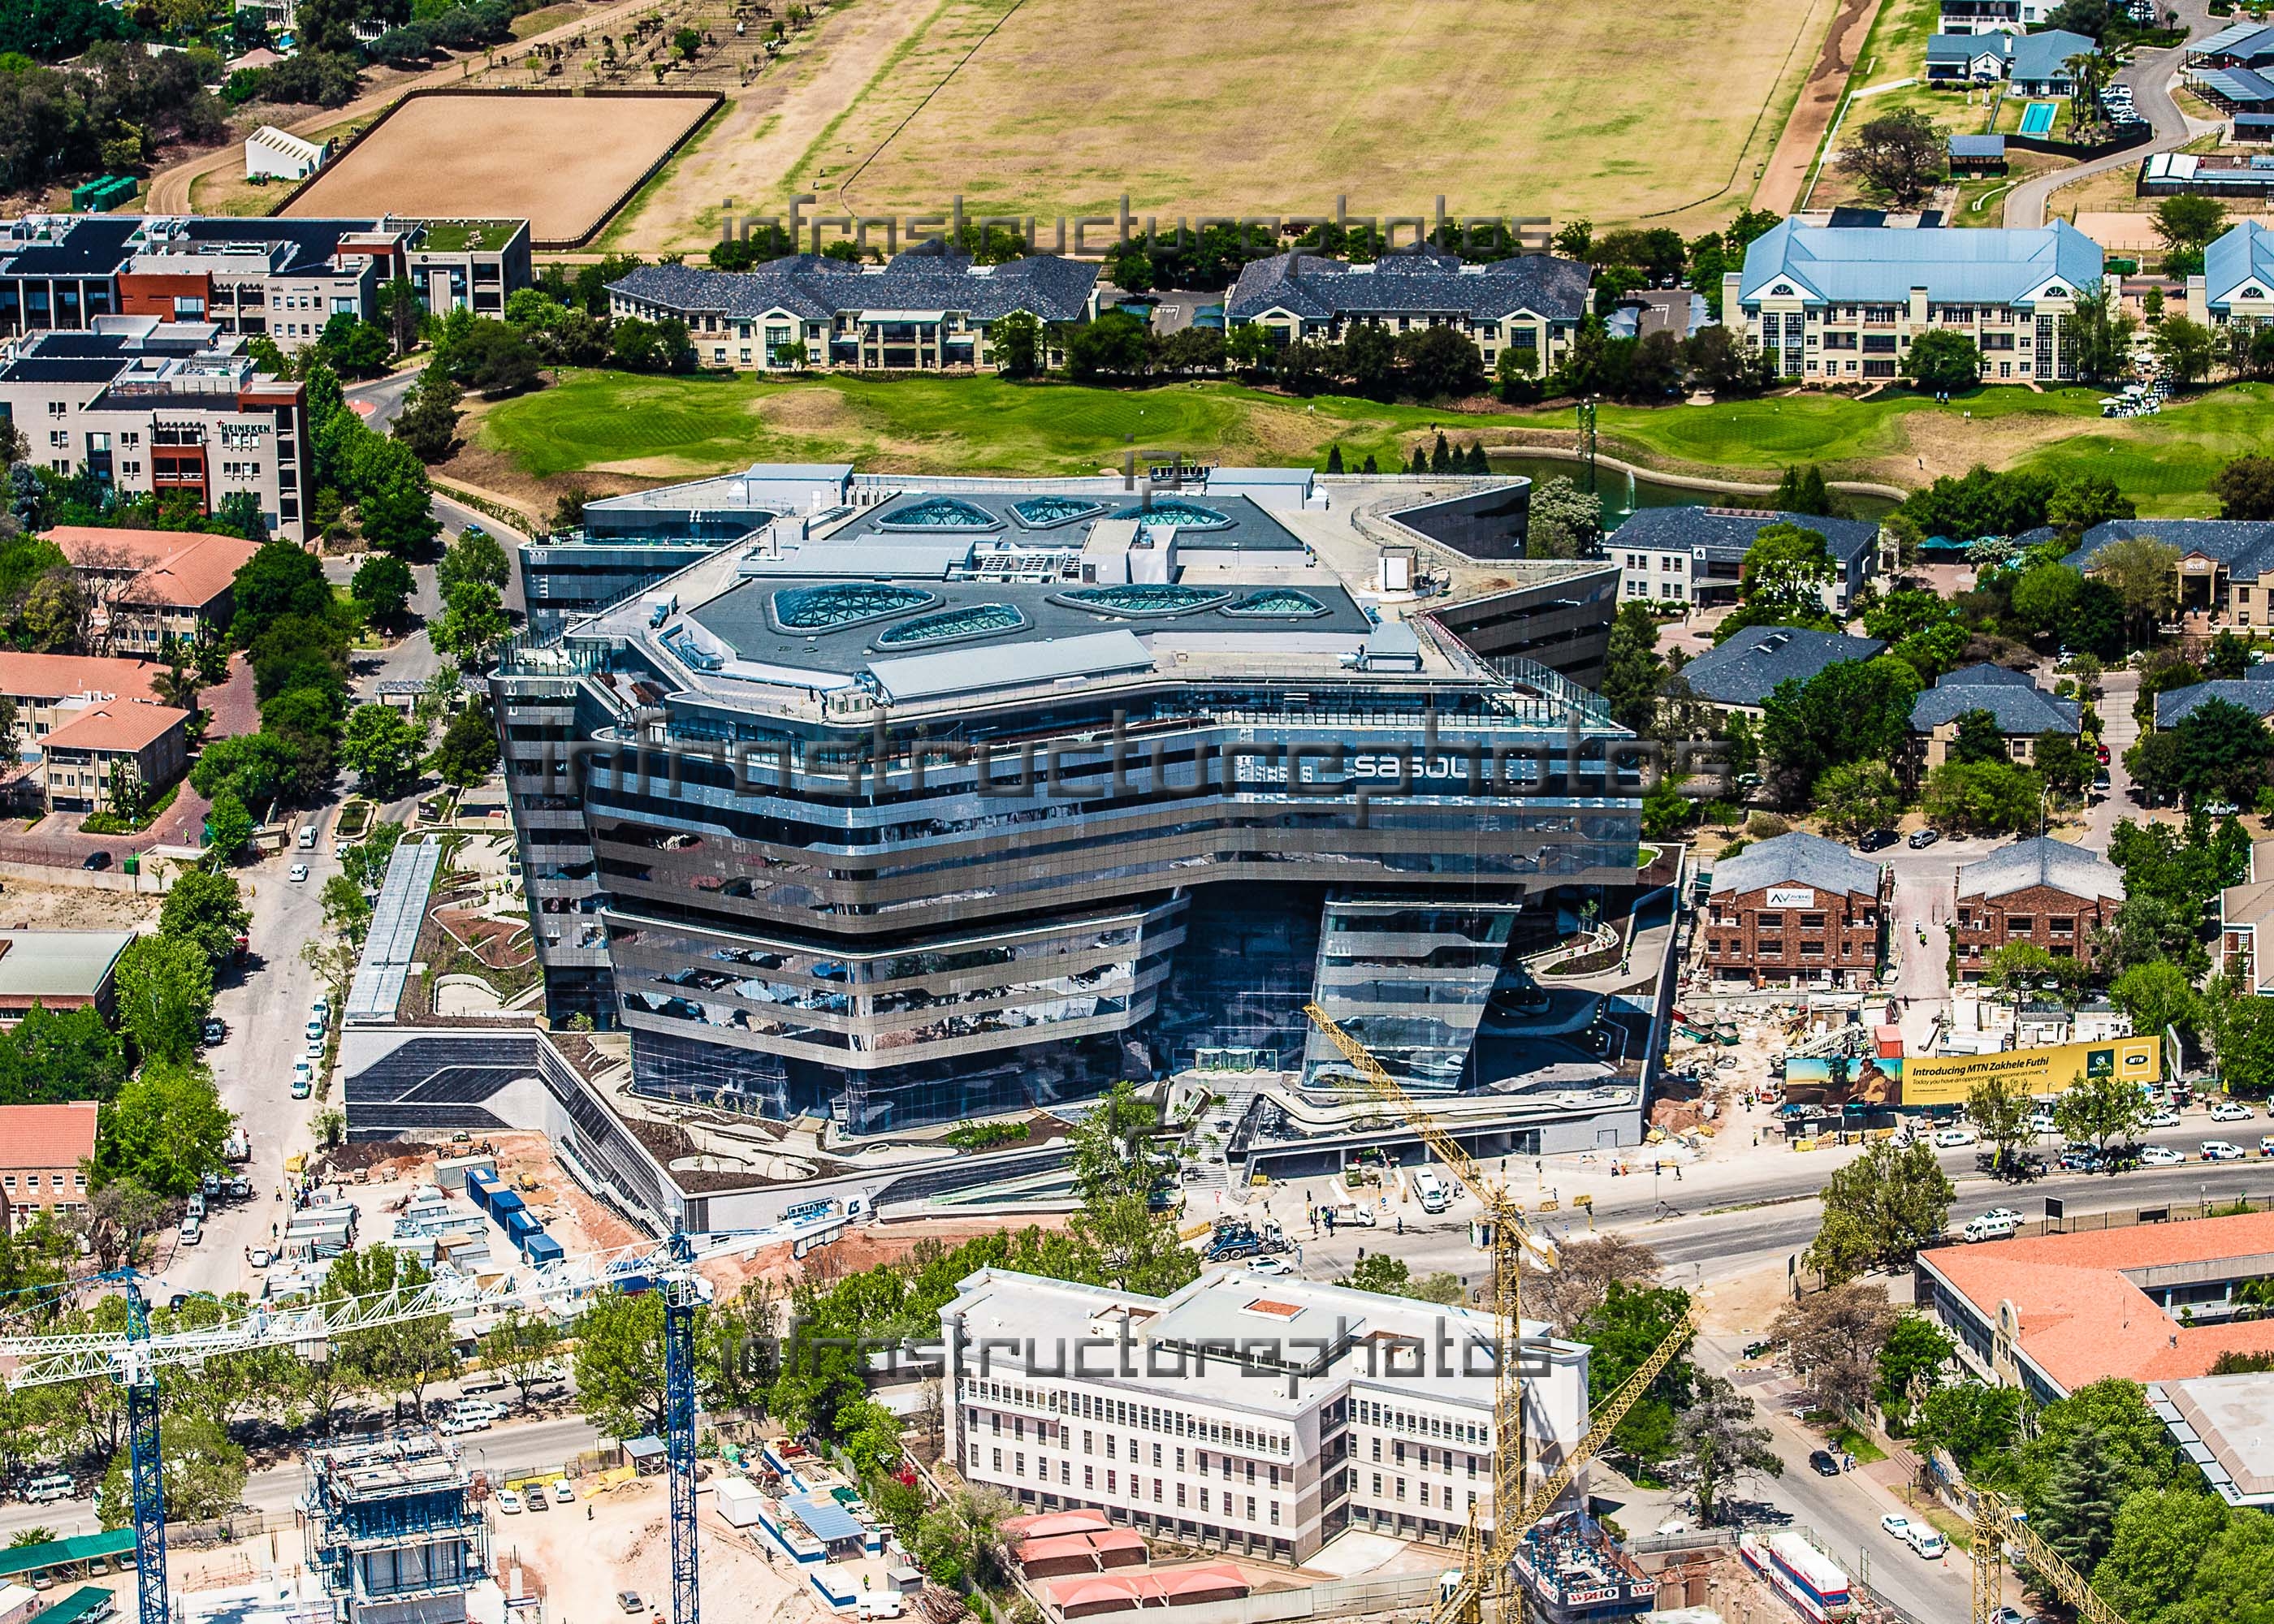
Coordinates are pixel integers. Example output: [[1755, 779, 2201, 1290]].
[[798, 0, 1831, 234], [471, 371, 2274, 516]]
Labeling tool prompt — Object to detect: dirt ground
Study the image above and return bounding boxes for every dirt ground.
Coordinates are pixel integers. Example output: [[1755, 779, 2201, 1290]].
[[318, 1130, 649, 1256], [282, 92, 715, 244], [1755, 0, 1882, 214], [0, 876, 161, 931]]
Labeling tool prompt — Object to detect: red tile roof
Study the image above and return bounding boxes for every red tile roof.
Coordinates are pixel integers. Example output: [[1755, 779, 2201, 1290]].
[[0, 1101, 98, 1171], [41, 702, 189, 754], [0, 653, 163, 706], [50, 527, 260, 612], [1925, 1212, 2274, 1391]]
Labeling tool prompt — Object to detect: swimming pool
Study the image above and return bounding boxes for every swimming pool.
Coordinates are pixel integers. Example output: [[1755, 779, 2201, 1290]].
[[2019, 101, 2057, 136]]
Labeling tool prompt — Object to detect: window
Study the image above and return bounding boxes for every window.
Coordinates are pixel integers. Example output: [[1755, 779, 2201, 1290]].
[[1085, 1466, 1094, 1489], [992, 1449, 1001, 1471], [1247, 1497, 1257, 1520], [1372, 1473, 1382, 1496], [1200, 1487, 1209, 1510]]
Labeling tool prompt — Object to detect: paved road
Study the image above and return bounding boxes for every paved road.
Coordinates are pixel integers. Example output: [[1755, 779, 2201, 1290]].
[[0, 1412, 599, 1540], [2004, 7, 2212, 228], [346, 369, 422, 438]]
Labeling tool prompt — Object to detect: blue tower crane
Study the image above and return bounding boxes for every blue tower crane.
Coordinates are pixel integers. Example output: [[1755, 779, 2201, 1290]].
[[123, 1281, 169, 1624], [664, 1271, 702, 1624]]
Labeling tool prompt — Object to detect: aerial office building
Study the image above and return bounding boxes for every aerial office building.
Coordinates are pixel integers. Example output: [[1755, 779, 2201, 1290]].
[[493, 469, 1641, 1134]]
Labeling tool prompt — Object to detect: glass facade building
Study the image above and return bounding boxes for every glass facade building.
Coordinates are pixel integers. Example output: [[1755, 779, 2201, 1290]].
[[493, 490, 1641, 1136]]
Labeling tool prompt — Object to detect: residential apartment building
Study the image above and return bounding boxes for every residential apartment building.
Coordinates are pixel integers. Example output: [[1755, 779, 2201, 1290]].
[[49, 525, 260, 654], [0, 318, 312, 542], [2186, 219, 2274, 329], [0, 213, 532, 350], [605, 246, 1100, 373], [1667, 625, 1886, 720], [1925, 28, 2095, 93], [1910, 662, 2082, 767], [2155, 667, 2274, 728], [1608, 505, 1884, 611], [2219, 838, 2274, 992], [1226, 247, 1592, 376], [1702, 832, 1888, 988], [939, 1268, 1591, 1562], [0, 653, 166, 757], [2061, 516, 2274, 624], [0, 1100, 99, 1232], [40, 700, 189, 814], [1729, 221, 2106, 382], [1937, 0, 2046, 32], [1952, 836, 2125, 979]]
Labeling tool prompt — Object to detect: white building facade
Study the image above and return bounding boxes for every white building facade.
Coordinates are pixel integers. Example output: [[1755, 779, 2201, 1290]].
[[938, 1268, 1590, 1564]]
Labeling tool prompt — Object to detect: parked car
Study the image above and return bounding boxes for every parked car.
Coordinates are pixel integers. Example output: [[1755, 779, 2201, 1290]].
[[2211, 1099, 2255, 1122], [81, 850, 110, 870], [1247, 1257, 1295, 1277], [2057, 1147, 2102, 1172], [305, 1019, 326, 1041], [2142, 1144, 2186, 1166], [1933, 1126, 1978, 1147], [618, 1596, 643, 1616], [1857, 829, 1898, 853], [1808, 1449, 1841, 1477], [2202, 1141, 2247, 1161], [551, 1479, 575, 1505], [291, 1075, 312, 1100], [2026, 1112, 2058, 1134], [2260, 1136, 2274, 1157], [2146, 1109, 2181, 1128], [1907, 1527, 1948, 1561], [21, 1471, 73, 1505], [1907, 828, 1940, 849], [1964, 1210, 2021, 1242], [201, 1018, 226, 1045], [1880, 1514, 1914, 1540], [495, 1489, 522, 1514], [178, 1216, 201, 1246]]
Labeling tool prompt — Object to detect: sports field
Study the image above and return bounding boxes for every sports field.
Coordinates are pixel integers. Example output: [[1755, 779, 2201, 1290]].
[[467, 371, 2273, 516], [283, 92, 717, 246], [794, 0, 1833, 234]]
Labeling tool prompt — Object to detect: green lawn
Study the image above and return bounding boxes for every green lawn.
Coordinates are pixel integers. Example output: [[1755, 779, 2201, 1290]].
[[477, 370, 2274, 515]]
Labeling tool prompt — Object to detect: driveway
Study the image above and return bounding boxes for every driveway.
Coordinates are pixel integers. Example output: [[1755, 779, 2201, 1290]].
[[2004, 6, 2214, 228]]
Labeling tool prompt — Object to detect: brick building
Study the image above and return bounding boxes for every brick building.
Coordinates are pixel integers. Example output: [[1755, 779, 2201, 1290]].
[[1952, 836, 2125, 979], [1703, 831, 1888, 988], [0, 1100, 99, 1233], [49, 526, 261, 654]]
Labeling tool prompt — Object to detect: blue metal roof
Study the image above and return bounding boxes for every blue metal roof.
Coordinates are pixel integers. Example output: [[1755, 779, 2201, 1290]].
[[1949, 134, 2008, 157], [791, 1494, 864, 1542], [1738, 219, 2103, 308], [2193, 19, 2274, 59], [2206, 220, 2274, 311], [1673, 625, 1886, 708], [2198, 65, 2274, 105], [2008, 28, 2095, 84]]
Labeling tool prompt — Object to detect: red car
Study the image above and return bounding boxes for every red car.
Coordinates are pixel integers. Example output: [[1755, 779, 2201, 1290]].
[[2096, 744, 2112, 765]]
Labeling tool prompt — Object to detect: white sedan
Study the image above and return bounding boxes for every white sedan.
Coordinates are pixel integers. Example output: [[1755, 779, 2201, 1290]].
[[2211, 1100, 2255, 1123], [1880, 1514, 1914, 1540], [289, 863, 310, 883], [2203, 1141, 2248, 1162], [495, 1490, 522, 1514], [1247, 1257, 1295, 1277], [1932, 1127, 1978, 1148], [2141, 1144, 2186, 1167], [2146, 1110, 2182, 1129]]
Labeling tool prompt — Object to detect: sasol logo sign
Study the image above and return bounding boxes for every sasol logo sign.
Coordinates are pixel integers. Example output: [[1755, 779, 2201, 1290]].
[[1349, 754, 1496, 778]]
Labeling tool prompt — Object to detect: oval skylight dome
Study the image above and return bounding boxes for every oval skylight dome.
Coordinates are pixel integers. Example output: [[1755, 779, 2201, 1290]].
[[772, 582, 936, 632], [874, 603, 1027, 646]]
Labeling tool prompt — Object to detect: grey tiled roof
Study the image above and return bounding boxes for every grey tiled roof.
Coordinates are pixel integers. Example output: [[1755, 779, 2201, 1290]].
[[1608, 505, 1883, 567], [1910, 664, 2082, 735], [1710, 831, 1884, 899], [1956, 836, 2124, 904], [1673, 624, 1887, 707], [2065, 519, 2274, 584], [2155, 673, 2274, 726], [1225, 247, 1591, 323], [607, 247, 1100, 323]]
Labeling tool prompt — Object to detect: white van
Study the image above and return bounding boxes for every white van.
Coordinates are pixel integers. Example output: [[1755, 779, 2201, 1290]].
[[1412, 1168, 1451, 1214], [22, 1471, 73, 1504], [179, 1215, 202, 1246], [1963, 1212, 2020, 1243]]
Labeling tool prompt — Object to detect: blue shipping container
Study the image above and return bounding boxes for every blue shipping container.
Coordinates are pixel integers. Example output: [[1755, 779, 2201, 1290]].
[[502, 1208, 541, 1237], [524, 1233, 564, 1265]]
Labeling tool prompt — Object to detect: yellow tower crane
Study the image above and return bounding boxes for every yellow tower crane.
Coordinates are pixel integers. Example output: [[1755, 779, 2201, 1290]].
[[1972, 1489, 2129, 1624], [1303, 1005, 1698, 1624]]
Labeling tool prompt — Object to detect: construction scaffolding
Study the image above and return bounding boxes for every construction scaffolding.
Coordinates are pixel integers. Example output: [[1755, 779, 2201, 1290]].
[[303, 1432, 491, 1624]]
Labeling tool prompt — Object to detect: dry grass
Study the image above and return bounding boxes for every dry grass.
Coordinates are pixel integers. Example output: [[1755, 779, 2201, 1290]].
[[794, 0, 1831, 233], [281, 91, 714, 243]]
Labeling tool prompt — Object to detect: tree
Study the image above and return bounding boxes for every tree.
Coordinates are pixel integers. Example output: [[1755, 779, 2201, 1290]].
[[2034, 730, 2095, 797], [1671, 1375, 1781, 1524], [1771, 1282, 1900, 1415], [2010, 1377, 2188, 1510], [351, 554, 416, 629], [1601, 603, 1665, 733], [2054, 1073, 2149, 1162], [1517, 1234, 1666, 1333], [2154, 315, 2217, 387], [426, 698, 499, 789], [1739, 521, 1835, 608], [1812, 761, 1904, 842], [438, 527, 510, 597], [354, 438, 440, 555], [914, 1487, 1013, 1590], [202, 792, 252, 870], [447, 320, 543, 398], [1948, 707, 2011, 767], [480, 1308, 561, 1412], [1759, 656, 1923, 805], [1803, 1139, 1955, 1282], [1922, 759, 2045, 836], [321, 871, 371, 942], [326, 1245, 458, 1416], [1875, 1315, 1954, 1431], [431, 580, 508, 667], [1844, 109, 1947, 205], [2214, 455, 2274, 522], [2062, 283, 2138, 385], [339, 704, 424, 798], [1969, 1072, 2035, 1174], [313, 313, 389, 379], [91, 1060, 231, 1199], [190, 732, 296, 808], [574, 1289, 671, 1440], [391, 363, 462, 463], [1526, 477, 1602, 559], [2112, 960, 2199, 1044], [95, 1410, 244, 1528], [2090, 1488, 2230, 1624], [1902, 328, 1983, 393], [2155, 194, 2229, 262], [229, 540, 333, 649], [339, 822, 405, 894], [1065, 311, 1154, 381], [1571, 1283, 1696, 1466], [1913, 1380, 2022, 1473], [111, 935, 213, 1064], [159, 869, 251, 966], [2034, 1423, 2132, 1574], [2204, 978, 2274, 1097]]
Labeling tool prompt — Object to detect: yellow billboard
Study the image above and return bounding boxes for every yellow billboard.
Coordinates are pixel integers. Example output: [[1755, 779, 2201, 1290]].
[[1900, 1035, 2164, 1107]]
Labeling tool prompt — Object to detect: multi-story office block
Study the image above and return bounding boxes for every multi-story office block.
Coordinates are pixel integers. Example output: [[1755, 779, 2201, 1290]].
[[493, 473, 1642, 1133], [940, 1268, 1590, 1562]]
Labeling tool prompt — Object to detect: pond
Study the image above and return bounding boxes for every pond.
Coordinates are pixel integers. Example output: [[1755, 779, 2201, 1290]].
[[1487, 452, 1898, 528]]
